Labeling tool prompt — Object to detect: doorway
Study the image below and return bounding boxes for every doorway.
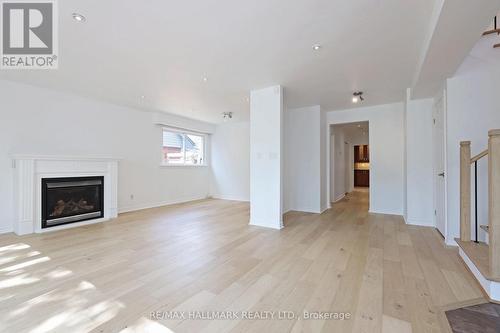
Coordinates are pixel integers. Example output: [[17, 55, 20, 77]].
[[354, 144, 370, 188], [433, 94, 446, 238], [330, 122, 370, 204]]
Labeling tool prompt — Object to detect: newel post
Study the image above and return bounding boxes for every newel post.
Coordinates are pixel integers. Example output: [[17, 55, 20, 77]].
[[460, 141, 471, 242], [489, 130, 500, 278]]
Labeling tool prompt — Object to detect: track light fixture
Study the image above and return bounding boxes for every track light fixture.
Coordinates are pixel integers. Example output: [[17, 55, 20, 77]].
[[222, 112, 233, 122], [352, 91, 364, 104]]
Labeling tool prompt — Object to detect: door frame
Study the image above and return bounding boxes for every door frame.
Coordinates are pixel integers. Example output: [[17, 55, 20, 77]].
[[327, 120, 371, 209], [432, 89, 449, 243]]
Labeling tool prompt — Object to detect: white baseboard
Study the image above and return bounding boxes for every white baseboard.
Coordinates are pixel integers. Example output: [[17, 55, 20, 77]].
[[0, 226, 14, 235], [446, 238, 458, 247], [459, 248, 500, 301], [286, 207, 323, 214], [368, 209, 403, 216], [211, 195, 249, 202], [249, 218, 283, 230], [118, 196, 208, 214], [405, 218, 435, 227], [333, 194, 345, 203]]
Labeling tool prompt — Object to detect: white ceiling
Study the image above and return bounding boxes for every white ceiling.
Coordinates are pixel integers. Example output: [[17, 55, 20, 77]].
[[0, 0, 438, 123], [0, 0, 496, 123]]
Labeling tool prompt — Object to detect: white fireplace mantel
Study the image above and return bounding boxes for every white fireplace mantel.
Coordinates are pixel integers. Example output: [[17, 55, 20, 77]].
[[12, 155, 119, 235]]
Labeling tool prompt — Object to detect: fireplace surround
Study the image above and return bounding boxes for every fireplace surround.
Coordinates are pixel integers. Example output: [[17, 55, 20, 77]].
[[12, 155, 119, 235]]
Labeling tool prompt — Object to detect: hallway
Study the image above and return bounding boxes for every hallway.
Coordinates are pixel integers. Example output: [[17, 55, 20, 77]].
[[321, 191, 485, 332], [0, 191, 485, 332]]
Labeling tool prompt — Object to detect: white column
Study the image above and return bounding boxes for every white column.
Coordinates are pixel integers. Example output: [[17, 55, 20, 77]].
[[249, 85, 284, 229]]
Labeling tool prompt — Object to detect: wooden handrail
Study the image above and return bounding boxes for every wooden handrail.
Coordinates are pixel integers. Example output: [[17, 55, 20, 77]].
[[471, 149, 489, 163], [483, 28, 500, 36]]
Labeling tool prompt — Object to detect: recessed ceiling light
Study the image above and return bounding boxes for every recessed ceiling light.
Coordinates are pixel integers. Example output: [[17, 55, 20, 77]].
[[140, 95, 145, 100], [352, 97, 359, 103], [312, 44, 322, 51], [72, 13, 86, 22], [202, 77, 208, 82]]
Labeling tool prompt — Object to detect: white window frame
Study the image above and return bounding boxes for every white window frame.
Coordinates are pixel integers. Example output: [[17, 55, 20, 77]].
[[160, 127, 208, 167]]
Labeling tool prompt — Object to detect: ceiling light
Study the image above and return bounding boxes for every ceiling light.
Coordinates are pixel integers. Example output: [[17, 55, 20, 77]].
[[222, 112, 233, 122], [312, 44, 322, 51], [202, 77, 208, 82], [72, 13, 86, 22], [352, 91, 364, 103]]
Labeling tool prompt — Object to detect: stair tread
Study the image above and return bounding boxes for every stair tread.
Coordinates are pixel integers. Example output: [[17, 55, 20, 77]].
[[455, 238, 500, 282]]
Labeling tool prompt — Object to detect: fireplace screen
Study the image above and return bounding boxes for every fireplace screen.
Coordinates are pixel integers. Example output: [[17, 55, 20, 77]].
[[42, 176, 104, 228]]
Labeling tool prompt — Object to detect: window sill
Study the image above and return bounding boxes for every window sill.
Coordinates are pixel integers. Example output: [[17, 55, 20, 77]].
[[160, 164, 208, 168]]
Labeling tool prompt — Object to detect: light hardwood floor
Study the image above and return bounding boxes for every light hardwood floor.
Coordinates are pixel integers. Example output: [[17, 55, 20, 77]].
[[0, 191, 485, 333]]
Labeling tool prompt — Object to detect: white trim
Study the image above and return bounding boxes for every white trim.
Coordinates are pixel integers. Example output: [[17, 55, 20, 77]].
[[161, 126, 209, 136], [11, 154, 121, 161], [118, 196, 208, 214], [459, 248, 500, 302], [446, 238, 458, 247], [333, 194, 345, 203], [160, 164, 208, 168], [369, 209, 403, 216], [0, 227, 14, 235], [161, 128, 208, 167], [406, 218, 435, 227], [249, 218, 284, 230], [12, 156, 119, 235], [327, 119, 373, 215], [211, 195, 249, 202]]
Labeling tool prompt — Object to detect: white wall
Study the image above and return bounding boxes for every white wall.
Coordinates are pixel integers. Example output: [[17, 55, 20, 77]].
[[0, 80, 213, 233], [331, 126, 347, 202], [327, 103, 405, 215], [406, 98, 435, 226], [249, 86, 283, 229], [320, 110, 328, 211], [284, 106, 323, 213], [210, 122, 250, 201], [445, 50, 500, 244]]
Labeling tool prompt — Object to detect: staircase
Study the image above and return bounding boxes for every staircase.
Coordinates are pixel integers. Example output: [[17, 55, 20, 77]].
[[456, 129, 500, 301], [483, 15, 500, 49]]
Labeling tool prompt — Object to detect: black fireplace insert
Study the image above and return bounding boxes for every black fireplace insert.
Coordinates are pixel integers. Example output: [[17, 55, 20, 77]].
[[41, 176, 104, 228]]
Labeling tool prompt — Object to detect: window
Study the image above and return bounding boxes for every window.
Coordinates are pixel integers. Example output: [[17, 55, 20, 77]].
[[162, 129, 206, 166]]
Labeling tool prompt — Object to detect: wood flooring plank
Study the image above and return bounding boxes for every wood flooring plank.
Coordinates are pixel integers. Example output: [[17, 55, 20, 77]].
[[0, 191, 485, 333]]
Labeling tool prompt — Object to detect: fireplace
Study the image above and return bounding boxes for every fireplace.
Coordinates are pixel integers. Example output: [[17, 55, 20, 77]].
[[41, 176, 104, 228]]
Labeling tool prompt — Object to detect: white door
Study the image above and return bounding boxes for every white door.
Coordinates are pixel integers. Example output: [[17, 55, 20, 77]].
[[433, 94, 446, 237]]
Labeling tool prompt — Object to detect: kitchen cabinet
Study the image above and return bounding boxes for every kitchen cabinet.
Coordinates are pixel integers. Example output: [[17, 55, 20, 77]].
[[354, 170, 370, 187], [354, 145, 370, 162]]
